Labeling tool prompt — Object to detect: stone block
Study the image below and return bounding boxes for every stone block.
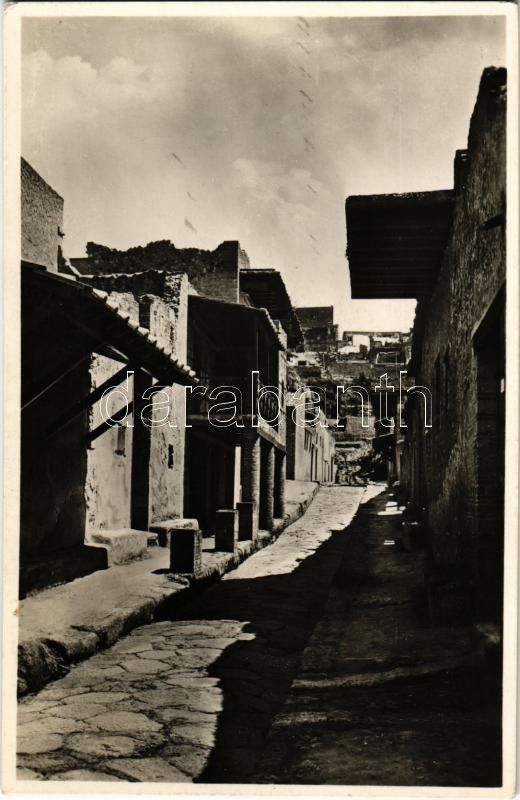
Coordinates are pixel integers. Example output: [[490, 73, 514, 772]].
[[170, 527, 202, 576], [236, 501, 258, 541], [214, 509, 239, 553], [150, 518, 199, 548], [90, 529, 149, 566]]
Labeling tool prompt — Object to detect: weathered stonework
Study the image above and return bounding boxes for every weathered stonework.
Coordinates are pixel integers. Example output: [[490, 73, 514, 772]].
[[21, 158, 64, 272]]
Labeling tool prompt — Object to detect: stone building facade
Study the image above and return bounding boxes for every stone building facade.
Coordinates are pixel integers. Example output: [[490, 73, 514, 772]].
[[79, 271, 192, 535], [21, 159, 344, 596], [286, 390, 336, 483], [346, 67, 507, 624], [73, 238, 299, 543], [20, 161, 197, 596], [185, 293, 288, 536]]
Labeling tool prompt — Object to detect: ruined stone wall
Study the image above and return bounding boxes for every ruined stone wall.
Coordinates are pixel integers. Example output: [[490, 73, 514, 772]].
[[342, 412, 375, 441], [408, 67, 506, 572], [81, 273, 184, 354], [21, 158, 63, 272], [328, 360, 372, 382], [188, 241, 243, 304], [296, 306, 334, 327], [295, 307, 337, 353], [75, 240, 248, 306]]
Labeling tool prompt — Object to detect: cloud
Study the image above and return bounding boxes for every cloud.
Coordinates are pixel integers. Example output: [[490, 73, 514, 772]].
[[20, 15, 505, 333], [232, 158, 324, 213], [23, 49, 174, 130]]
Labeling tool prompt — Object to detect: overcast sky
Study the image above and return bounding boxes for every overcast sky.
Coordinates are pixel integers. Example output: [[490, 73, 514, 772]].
[[22, 13, 505, 333]]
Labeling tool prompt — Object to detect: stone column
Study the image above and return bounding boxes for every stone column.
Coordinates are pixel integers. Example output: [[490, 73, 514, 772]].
[[241, 431, 260, 505], [259, 440, 275, 530], [131, 369, 152, 531], [274, 450, 286, 519]]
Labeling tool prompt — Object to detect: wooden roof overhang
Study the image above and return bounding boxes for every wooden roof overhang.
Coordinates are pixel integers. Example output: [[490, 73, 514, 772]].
[[22, 264, 198, 417], [239, 269, 304, 349], [346, 190, 455, 299]]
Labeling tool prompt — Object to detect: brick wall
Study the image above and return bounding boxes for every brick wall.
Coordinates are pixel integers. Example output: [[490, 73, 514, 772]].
[[189, 241, 243, 303], [21, 158, 64, 272]]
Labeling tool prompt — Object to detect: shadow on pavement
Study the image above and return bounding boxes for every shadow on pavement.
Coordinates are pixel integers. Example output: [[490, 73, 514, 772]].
[[165, 488, 502, 786], [170, 510, 360, 781]]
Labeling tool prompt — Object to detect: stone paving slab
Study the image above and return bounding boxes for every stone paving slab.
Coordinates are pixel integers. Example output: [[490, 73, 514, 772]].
[[16, 486, 365, 784], [17, 480, 319, 698]]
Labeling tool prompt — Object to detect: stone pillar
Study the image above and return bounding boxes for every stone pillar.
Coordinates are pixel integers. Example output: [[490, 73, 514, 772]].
[[150, 518, 199, 548], [237, 501, 258, 541], [259, 440, 275, 530], [214, 509, 238, 553], [131, 369, 152, 531], [274, 450, 286, 519], [170, 526, 202, 575], [233, 446, 242, 506]]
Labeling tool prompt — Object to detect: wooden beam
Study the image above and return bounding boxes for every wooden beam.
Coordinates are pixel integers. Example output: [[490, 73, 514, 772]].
[[22, 352, 92, 412], [46, 364, 133, 439], [87, 401, 135, 444]]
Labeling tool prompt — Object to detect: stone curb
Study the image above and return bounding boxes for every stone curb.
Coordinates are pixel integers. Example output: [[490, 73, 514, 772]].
[[18, 484, 321, 699]]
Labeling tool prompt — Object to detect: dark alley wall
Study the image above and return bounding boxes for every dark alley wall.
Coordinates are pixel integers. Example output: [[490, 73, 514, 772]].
[[403, 67, 506, 618]]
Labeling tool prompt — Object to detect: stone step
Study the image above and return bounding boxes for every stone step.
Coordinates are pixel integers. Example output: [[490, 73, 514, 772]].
[[89, 529, 149, 565]]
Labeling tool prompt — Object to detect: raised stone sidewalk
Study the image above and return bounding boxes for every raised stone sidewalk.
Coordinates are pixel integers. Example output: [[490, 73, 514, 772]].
[[18, 480, 319, 698]]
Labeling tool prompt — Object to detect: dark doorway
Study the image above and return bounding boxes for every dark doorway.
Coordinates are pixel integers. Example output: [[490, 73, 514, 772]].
[[474, 288, 505, 622], [259, 439, 274, 530], [184, 428, 236, 535]]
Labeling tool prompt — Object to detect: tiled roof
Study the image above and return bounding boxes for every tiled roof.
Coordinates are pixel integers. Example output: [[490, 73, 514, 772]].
[[22, 264, 198, 385]]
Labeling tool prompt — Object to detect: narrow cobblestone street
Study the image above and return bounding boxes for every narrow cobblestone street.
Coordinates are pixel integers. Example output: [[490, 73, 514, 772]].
[[11, 19, 512, 794], [17, 486, 365, 783], [255, 488, 502, 787]]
